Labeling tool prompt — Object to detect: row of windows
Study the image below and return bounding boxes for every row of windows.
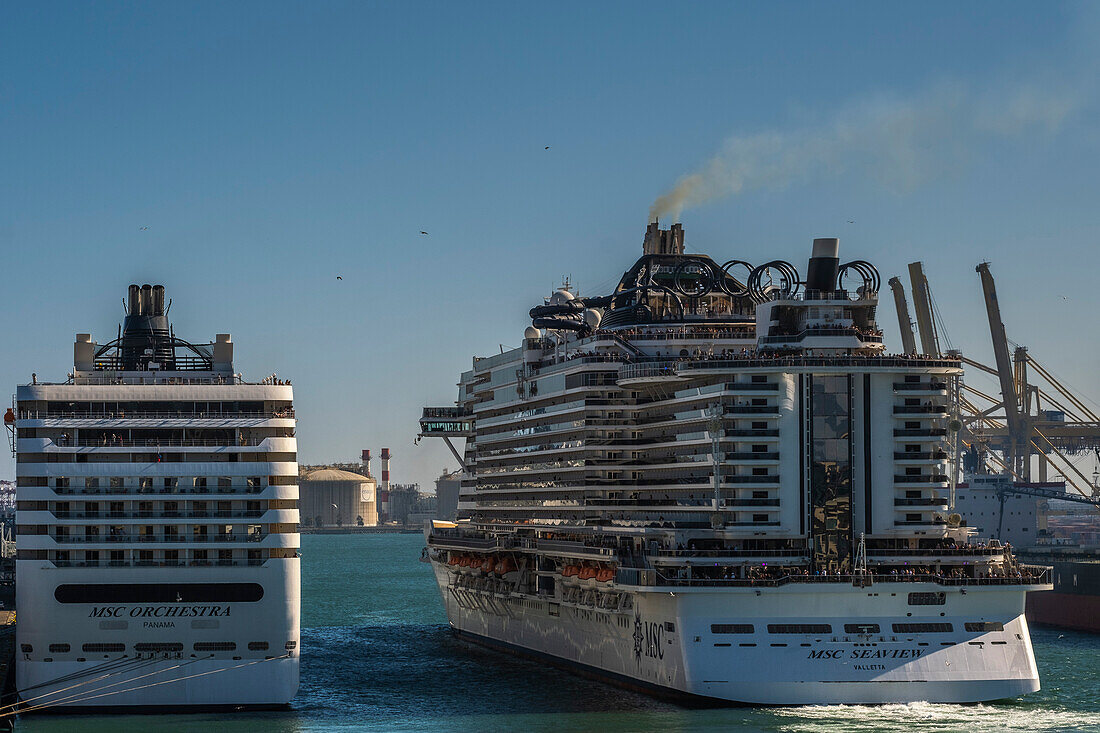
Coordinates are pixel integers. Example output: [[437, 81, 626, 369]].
[[31, 640, 279, 654], [710, 621, 1004, 635]]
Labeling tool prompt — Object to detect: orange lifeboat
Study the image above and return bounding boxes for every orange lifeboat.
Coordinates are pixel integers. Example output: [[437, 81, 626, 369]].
[[578, 564, 597, 581], [494, 557, 516, 575], [562, 564, 580, 577], [596, 566, 615, 583], [481, 557, 496, 574], [3, 409, 14, 425]]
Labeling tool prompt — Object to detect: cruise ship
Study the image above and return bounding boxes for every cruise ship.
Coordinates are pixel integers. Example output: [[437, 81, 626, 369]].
[[12, 284, 300, 710], [419, 223, 1052, 705]]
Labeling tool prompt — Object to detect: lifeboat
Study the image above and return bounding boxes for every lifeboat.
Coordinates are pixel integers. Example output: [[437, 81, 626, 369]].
[[562, 564, 580, 577], [596, 566, 615, 583], [494, 557, 516, 575], [481, 557, 496, 574], [577, 564, 597, 581]]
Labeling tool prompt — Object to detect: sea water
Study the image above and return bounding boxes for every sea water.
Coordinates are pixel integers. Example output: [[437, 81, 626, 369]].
[[15, 533, 1100, 732]]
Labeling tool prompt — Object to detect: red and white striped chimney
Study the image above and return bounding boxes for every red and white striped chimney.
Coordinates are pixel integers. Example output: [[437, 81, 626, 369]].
[[380, 448, 391, 518], [361, 449, 372, 478]]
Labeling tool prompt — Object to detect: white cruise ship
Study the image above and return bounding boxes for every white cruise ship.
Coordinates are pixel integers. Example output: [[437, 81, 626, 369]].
[[419, 224, 1052, 705], [13, 284, 300, 710]]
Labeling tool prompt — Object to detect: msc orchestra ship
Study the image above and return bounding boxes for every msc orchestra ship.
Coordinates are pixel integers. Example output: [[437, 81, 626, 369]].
[[12, 284, 299, 710], [419, 223, 1053, 705]]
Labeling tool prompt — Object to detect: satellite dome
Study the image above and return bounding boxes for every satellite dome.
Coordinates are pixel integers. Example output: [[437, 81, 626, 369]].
[[524, 326, 542, 339], [549, 289, 575, 305], [583, 309, 602, 329]]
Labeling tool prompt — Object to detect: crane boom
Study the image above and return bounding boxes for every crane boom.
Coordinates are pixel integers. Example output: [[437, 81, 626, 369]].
[[976, 262, 1025, 474], [907, 262, 939, 357], [888, 277, 917, 355]]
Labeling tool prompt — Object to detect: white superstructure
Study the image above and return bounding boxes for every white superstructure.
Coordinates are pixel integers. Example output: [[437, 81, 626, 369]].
[[420, 225, 1051, 705], [13, 284, 300, 709]]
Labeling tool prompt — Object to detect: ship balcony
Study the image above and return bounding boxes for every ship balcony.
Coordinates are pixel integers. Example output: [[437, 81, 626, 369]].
[[37, 531, 300, 548], [17, 408, 295, 421], [50, 559, 271, 568], [893, 405, 948, 415], [892, 518, 948, 527], [893, 428, 947, 438], [894, 451, 949, 461], [892, 382, 948, 393], [893, 497, 950, 507], [419, 407, 474, 438], [726, 452, 780, 462], [894, 474, 949, 486], [865, 547, 1004, 562], [615, 361, 686, 387], [43, 509, 298, 522], [40, 483, 292, 497]]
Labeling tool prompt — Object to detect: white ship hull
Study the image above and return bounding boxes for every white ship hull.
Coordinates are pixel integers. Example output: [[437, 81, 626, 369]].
[[431, 562, 1040, 705], [16, 559, 300, 709]]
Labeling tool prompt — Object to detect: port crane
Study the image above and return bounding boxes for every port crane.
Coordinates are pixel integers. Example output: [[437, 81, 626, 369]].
[[891, 260, 1100, 504]]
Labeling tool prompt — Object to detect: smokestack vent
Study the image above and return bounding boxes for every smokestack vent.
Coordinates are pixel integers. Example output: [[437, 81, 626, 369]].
[[642, 222, 685, 256]]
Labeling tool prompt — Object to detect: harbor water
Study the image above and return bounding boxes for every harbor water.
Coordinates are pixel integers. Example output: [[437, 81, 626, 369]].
[[15, 533, 1100, 732]]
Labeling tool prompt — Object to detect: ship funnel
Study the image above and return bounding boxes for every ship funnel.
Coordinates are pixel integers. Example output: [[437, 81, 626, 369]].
[[806, 238, 840, 295], [140, 284, 153, 316], [120, 283, 174, 370], [128, 284, 141, 315]]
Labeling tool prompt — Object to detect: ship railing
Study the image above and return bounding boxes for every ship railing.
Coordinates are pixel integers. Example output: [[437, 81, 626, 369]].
[[650, 548, 805, 558], [50, 486, 270, 496], [52, 559, 268, 568], [865, 547, 1005, 556], [52, 533, 268, 543], [676, 355, 961, 370], [67, 438, 268, 448], [428, 534, 501, 551], [619, 569, 1052, 588], [535, 539, 615, 558], [18, 409, 294, 420], [51, 511, 267, 520]]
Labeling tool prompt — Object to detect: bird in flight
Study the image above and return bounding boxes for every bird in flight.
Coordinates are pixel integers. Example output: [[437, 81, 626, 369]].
[[336, 276, 343, 280], [544, 146, 550, 150], [420, 231, 428, 235], [139, 226, 149, 231], [846, 220, 854, 224]]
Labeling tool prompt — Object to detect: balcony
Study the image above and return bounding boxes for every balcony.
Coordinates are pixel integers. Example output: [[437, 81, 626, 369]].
[[893, 405, 948, 415], [894, 474, 949, 484], [894, 451, 949, 460], [52, 510, 267, 520], [893, 382, 948, 392], [894, 497, 950, 506], [51, 485, 271, 496], [893, 428, 947, 437], [52, 559, 267, 568], [53, 533, 268, 544], [19, 409, 294, 421]]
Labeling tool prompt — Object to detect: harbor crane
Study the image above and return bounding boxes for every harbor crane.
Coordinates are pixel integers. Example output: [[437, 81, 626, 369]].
[[891, 260, 1100, 503]]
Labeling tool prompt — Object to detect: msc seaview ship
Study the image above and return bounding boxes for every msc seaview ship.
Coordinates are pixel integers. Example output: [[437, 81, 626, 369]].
[[13, 284, 300, 710], [420, 223, 1052, 705]]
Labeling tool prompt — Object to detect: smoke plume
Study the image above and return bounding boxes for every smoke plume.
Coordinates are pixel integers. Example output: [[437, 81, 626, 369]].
[[649, 80, 1082, 222]]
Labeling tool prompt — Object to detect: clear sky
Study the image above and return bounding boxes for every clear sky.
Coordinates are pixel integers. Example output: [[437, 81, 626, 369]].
[[3, 2, 1099, 488]]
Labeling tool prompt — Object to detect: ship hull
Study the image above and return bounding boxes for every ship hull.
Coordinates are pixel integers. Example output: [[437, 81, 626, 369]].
[[433, 561, 1043, 705], [1026, 591, 1100, 634]]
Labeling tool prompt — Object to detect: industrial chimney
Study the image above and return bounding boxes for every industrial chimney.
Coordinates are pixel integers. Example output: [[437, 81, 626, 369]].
[[361, 449, 372, 478], [379, 448, 391, 520]]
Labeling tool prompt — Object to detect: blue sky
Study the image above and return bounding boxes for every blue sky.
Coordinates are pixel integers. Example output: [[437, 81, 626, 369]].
[[3, 2, 1098, 487]]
